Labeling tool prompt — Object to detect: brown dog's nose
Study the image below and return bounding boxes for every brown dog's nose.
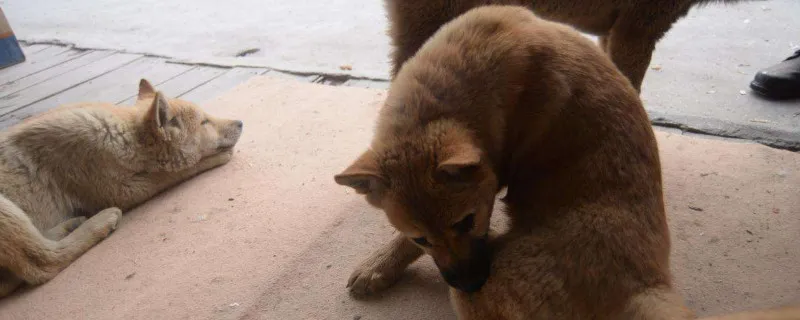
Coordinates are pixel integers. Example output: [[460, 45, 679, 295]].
[[234, 120, 243, 129], [436, 237, 492, 293]]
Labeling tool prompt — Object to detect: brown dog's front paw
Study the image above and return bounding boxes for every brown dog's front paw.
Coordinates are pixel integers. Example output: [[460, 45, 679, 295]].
[[347, 260, 404, 297]]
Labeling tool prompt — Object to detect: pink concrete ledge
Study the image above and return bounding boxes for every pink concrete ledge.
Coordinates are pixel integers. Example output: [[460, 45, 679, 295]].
[[0, 77, 797, 319]]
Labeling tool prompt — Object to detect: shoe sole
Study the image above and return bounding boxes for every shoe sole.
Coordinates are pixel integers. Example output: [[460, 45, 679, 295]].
[[749, 80, 800, 100]]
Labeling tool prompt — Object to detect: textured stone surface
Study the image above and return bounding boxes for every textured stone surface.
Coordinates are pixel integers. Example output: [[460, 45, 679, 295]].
[[0, 77, 796, 319]]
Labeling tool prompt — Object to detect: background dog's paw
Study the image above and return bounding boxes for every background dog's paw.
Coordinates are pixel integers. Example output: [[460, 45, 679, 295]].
[[347, 262, 403, 298]]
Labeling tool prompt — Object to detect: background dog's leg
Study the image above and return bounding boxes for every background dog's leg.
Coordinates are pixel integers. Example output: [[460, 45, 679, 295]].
[[0, 268, 24, 298], [0, 198, 120, 287], [385, 0, 475, 78], [347, 233, 424, 297], [603, 14, 670, 92], [43, 216, 88, 240]]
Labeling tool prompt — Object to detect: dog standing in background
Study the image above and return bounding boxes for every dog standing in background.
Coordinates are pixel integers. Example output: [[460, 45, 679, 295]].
[[385, 0, 744, 91]]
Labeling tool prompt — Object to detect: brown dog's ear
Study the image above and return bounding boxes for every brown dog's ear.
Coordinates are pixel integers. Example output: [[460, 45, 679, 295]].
[[335, 151, 386, 195], [138, 79, 156, 101], [438, 143, 481, 180], [147, 92, 172, 139]]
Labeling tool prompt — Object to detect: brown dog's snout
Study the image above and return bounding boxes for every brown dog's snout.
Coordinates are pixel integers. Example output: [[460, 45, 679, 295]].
[[436, 237, 492, 293]]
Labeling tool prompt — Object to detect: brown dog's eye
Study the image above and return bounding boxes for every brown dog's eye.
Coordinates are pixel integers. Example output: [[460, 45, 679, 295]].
[[169, 117, 180, 127], [201, 119, 210, 125], [412, 237, 432, 247], [452, 213, 475, 234]]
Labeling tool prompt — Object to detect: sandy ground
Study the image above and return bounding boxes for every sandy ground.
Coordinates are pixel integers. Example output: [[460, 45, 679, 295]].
[[0, 77, 797, 319]]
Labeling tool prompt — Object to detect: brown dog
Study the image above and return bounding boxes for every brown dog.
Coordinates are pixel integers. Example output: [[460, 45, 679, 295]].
[[385, 0, 743, 92], [0, 79, 242, 297], [336, 6, 796, 319]]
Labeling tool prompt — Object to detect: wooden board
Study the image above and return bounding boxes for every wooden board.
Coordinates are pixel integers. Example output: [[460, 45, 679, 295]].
[[343, 79, 389, 90], [0, 47, 88, 84], [0, 50, 116, 99], [0, 52, 141, 116], [178, 67, 266, 103], [263, 70, 320, 83], [19, 44, 50, 55], [116, 66, 228, 105], [1, 57, 193, 126]]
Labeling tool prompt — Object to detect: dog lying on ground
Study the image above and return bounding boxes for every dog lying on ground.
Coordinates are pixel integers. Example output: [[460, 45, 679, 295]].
[[384, 0, 744, 92], [336, 6, 797, 319], [0, 79, 242, 298]]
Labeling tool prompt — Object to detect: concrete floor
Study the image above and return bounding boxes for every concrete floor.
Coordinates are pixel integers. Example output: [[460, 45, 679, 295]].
[[3, 0, 799, 149], [0, 77, 796, 320]]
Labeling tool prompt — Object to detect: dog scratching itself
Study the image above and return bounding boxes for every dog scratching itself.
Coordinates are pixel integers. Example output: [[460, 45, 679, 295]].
[[336, 6, 797, 319], [384, 0, 745, 92], [0, 79, 242, 298]]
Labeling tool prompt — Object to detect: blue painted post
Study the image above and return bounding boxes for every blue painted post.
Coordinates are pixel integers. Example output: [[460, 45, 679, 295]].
[[0, 7, 25, 69]]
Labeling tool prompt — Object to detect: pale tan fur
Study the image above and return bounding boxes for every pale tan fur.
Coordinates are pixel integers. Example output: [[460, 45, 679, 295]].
[[336, 6, 798, 320], [0, 79, 242, 298]]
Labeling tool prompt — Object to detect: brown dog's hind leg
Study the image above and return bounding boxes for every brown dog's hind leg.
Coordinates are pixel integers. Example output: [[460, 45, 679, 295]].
[[44, 216, 88, 240], [348, 233, 424, 297], [0, 199, 121, 286]]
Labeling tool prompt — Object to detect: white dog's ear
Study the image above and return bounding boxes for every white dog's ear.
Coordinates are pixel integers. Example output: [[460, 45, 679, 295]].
[[335, 150, 387, 195], [138, 79, 156, 101], [147, 92, 173, 139]]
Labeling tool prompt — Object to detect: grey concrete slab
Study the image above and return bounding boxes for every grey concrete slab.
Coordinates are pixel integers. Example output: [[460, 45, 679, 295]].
[[641, 0, 800, 149], [4, 0, 800, 149]]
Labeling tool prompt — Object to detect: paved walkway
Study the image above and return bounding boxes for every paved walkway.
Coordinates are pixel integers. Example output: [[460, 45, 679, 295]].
[[0, 77, 796, 320]]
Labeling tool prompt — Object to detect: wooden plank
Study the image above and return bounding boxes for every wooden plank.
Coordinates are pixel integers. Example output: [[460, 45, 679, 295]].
[[0, 52, 142, 116], [343, 79, 390, 90], [20, 44, 51, 55], [178, 67, 266, 103], [263, 70, 320, 83], [0, 47, 89, 84], [0, 50, 115, 99], [116, 66, 228, 105], [4, 57, 194, 123]]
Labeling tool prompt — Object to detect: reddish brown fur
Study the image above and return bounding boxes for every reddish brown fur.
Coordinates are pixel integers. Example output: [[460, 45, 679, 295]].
[[336, 6, 796, 319], [384, 0, 744, 91]]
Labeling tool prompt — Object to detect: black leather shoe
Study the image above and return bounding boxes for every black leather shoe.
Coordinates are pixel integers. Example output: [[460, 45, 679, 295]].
[[750, 50, 800, 100]]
